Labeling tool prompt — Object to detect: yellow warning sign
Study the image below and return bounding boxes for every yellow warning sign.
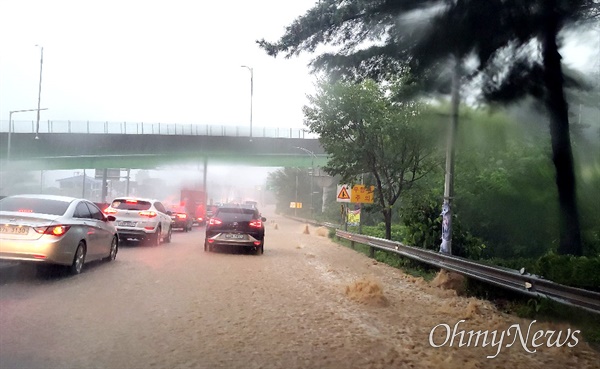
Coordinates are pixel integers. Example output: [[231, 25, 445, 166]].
[[351, 185, 374, 204], [336, 185, 351, 203]]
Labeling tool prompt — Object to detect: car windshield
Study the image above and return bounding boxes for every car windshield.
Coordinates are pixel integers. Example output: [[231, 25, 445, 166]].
[[0, 197, 70, 216], [111, 199, 151, 211], [215, 207, 257, 221]]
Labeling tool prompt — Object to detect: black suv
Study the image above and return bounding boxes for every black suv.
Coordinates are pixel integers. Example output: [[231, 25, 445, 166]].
[[204, 205, 266, 254]]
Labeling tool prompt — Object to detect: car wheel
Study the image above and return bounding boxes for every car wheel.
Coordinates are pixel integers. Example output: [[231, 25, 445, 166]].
[[104, 236, 118, 261], [258, 243, 264, 255], [183, 224, 189, 233], [204, 239, 211, 252], [165, 226, 172, 244], [69, 242, 86, 275], [149, 227, 161, 246]]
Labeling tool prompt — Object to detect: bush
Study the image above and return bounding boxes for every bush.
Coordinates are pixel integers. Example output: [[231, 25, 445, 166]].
[[481, 254, 600, 291], [535, 253, 600, 290]]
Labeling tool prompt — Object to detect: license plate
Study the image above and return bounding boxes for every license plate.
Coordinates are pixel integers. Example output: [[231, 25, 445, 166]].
[[225, 234, 245, 239], [118, 221, 137, 227], [0, 226, 29, 235]]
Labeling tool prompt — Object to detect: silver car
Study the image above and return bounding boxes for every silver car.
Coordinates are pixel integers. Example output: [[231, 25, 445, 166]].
[[0, 194, 119, 275], [104, 197, 173, 245]]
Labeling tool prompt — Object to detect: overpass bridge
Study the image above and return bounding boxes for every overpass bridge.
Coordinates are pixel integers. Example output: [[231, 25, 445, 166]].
[[0, 121, 328, 170]]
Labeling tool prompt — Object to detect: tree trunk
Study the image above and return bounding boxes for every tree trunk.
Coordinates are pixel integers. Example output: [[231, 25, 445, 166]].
[[542, 3, 583, 256], [383, 208, 392, 240]]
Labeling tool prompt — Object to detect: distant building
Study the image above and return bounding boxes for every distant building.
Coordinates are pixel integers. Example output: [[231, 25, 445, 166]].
[[56, 174, 103, 200]]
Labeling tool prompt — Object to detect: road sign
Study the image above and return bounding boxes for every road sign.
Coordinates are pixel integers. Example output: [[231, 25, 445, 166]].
[[95, 168, 121, 179], [336, 185, 351, 203], [351, 185, 375, 204], [290, 202, 303, 209]]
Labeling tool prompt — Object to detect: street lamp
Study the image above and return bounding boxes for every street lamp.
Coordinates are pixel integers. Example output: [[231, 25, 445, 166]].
[[240, 65, 253, 141], [7, 108, 48, 163], [35, 45, 44, 140], [295, 146, 317, 216]]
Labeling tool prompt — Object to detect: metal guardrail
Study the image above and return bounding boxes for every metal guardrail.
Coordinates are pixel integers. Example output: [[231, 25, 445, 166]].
[[284, 215, 600, 314], [335, 230, 600, 315]]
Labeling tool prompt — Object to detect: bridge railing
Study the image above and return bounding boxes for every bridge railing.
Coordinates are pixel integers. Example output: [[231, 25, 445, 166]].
[[0, 120, 318, 139]]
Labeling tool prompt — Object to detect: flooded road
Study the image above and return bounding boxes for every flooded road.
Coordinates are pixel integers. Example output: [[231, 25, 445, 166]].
[[1, 208, 598, 369]]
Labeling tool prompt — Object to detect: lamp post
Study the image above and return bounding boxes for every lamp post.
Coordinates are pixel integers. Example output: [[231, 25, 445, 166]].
[[35, 45, 44, 140], [295, 146, 317, 216], [7, 108, 48, 163], [295, 169, 299, 217], [240, 65, 253, 141]]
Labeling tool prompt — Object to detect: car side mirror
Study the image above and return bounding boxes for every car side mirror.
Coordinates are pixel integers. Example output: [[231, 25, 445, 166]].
[[106, 215, 116, 222], [261, 217, 267, 222], [167, 211, 172, 215]]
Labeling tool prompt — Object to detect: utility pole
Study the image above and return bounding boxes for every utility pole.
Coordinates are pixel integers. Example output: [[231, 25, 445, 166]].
[[439, 57, 461, 255], [241, 65, 253, 141], [35, 45, 44, 140]]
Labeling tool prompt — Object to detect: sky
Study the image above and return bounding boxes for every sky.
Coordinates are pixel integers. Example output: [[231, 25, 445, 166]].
[[1, 1, 597, 132], [0, 0, 321, 130]]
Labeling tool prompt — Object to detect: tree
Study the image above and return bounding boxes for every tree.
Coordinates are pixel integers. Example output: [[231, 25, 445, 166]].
[[303, 78, 439, 239], [259, 0, 599, 255], [267, 167, 312, 216]]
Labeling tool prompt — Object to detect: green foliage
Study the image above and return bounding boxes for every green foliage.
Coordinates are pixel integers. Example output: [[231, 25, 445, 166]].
[[303, 78, 441, 239], [267, 167, 314, 217], [480, 254, 600, 291], [360, 224, 405, 242], [373, 250, 437, 282], [536, 253, 600, 290], [260, 0, 595, 257]]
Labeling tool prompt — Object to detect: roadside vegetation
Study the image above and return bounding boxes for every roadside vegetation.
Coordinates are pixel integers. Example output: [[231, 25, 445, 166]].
[[262, 0, 599, 346]]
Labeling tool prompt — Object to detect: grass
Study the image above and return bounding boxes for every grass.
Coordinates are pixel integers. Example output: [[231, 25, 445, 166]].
[[333, 237, 438, 281]]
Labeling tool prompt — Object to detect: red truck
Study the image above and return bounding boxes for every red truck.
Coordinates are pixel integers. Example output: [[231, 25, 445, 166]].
[[180, 188, 207, 226]]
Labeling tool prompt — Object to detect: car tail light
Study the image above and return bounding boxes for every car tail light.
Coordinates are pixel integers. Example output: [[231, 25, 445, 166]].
[[208, 218, 222, 226], [18, 209, 34, 213], [176, 214, 187, 219], [33, 225, 71, 236], [126, 199, 138, 203], [139, 211, 157, 218], [249, 220, 262, 228], [104, 208, 117, 215]]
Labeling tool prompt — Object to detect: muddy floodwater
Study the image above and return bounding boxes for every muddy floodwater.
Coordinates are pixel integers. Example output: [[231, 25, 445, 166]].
[[0, 207, 598, 369]]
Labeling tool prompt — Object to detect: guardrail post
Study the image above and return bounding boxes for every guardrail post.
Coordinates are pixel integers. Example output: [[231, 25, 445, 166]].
[[68, 120, 71, 133], [86, 120, 89, 133], [369, 246, 375, 258], [350, 240, 355, 249]]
